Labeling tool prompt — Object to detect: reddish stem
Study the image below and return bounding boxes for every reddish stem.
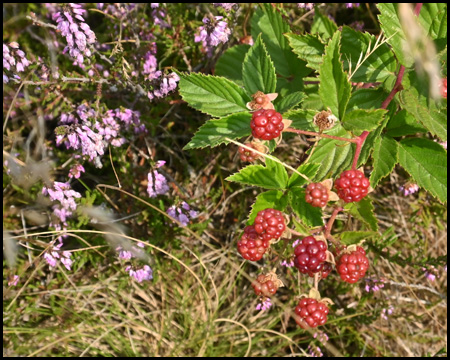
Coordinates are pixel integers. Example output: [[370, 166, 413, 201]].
[[414, 3, 423, 16], [351, 131, 369, 170], [284, 128, 358, 144], [324, 206, 343, 239]]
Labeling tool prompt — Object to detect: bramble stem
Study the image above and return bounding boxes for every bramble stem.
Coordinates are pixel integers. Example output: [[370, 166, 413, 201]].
[[324, 206, 343, 248], [284, 128, 358, 144], [351, 131, 369, 170]]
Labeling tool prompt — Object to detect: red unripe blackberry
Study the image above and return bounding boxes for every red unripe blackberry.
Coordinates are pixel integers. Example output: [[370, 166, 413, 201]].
[[237, 225, 269, 261], [238, 143, 258, 162], [251, 274, 278, 297], [305, 183, 329, 208], [294, 298, 329, 329], [336, 246, 369, 283], [320, 262, 333, 280], [334, 170, 370, 203], [254, 208, 286, 241], [250, 109, 284, 140], [293, 236, 328, 277], [442, 78, 447, 99]]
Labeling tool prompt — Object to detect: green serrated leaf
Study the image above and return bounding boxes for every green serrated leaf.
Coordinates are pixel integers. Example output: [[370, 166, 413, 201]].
[[288, 187, 323, 227], [307, 124, 354, 181], [285, 33, 325, 70], [341, 26, 397, 83], [339, 231, 378, 246], [342, 109, 387, 135], [370, 136, 398, 188], [345, 198, 378, 231], [319, 31, 352, 121], [398, 138, 447, 203], [288, 163, 321, 188], [275, 92, 304, 113], [347, 88, 388, 111], [418, 3, 447, 45], [215, 44, 251, 85], [311, 8, 338, 40], [399, 89, 447, 141], [377, 3, 414, 67], [226, 158, 288, 190], [177, 72, 250, 117], [247, 190, 288, 225], [284, 109, 316, 131], [242, 34, 277, 95], [184, 113, 251, 150], [251, 4, 310, 79], [385, 109, 428, 137]]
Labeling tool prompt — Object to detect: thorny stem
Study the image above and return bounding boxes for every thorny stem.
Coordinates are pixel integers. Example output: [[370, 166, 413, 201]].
[[324, 206, 344, 249]]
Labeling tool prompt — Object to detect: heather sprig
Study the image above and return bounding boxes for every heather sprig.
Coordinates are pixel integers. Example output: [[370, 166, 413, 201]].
[[3, 42, 31, 83], [194, 16, 231, 56]]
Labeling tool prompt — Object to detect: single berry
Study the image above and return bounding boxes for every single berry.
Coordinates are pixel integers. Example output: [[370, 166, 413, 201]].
[[252, 274, 278, 297], [319, 262, 333, 280], [293, 236, 328, 277], [294, 298, 329, 329], [336, 246, 369, 284], [238, 143, 258, 162], [250, 109, 284, 140], [237, 225, 269, 261], [334, 170, 370, 203], [305, 183, 329, 208], [441, 78, 447, 99], [254, 208, 286, 241]]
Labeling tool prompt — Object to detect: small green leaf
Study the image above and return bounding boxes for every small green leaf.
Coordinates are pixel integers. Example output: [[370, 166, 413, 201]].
[[307, 124, 354, 181], [311, 8, 338, 40], [385, 109, 428, 137], [398, 138, 447, 203], [283, 109, 316, 131], [242, 34, 277, 95], [370, 136, 398, 188], [341, 26, 396, 83], [215, 44, 251, 85], [319, 31, 352, 121], [247, 190, 288, 225], [399, 90, 447, 141], [183, 112, 252, 150], [339, 231, 378, 246], [288, 163, 321, 188], [178, 72, 250, 117], [251, 4, 310, 79], [342, 109, 387, 135], [285, 33, 325, 70], [377, 3, 414, 67], [288, 188, 323, 227], [347, 88, 388, 111], [226, 158, 289, 190], [345, 198, 378, 231], [275, 92, 304, 113]]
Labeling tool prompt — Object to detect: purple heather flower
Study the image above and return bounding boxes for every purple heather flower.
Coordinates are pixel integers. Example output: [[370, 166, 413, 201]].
[[8, 275, 20, 286], [143, 50, 160, 80], [422, 266, 438, 281], [381, 305, 394, 320], [399, 183, 419, 196], [52, 3, 96, 66], [68, 164, 85, 179], [297, 3, 315, 11], [3, 42, 31, 83], [213, 3, 238, 11], [44, 241, 73, 271], [256, 297, 272, 311], [195, 16, 231, 56], [307, 344, 324, 357], [147, 169, 170, 198], [292, 239, 300, 248], [313, 331, 329, 343], [166, 202, 198, 227], [281, 259, 295, 268], [364, 276, 386, 293], [346, 3, 360, 8], [147, 72, 180, 100], [350, 20, 364, 31], [125, 265, 153, 283]]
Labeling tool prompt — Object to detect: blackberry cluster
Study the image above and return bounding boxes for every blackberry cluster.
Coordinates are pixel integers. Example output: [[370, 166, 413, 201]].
[[250, 109, 284, 140], [334, 170, 370, 203]]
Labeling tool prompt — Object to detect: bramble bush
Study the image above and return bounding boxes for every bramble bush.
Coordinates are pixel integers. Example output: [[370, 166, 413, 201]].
[[3, 3, 447, 357]]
